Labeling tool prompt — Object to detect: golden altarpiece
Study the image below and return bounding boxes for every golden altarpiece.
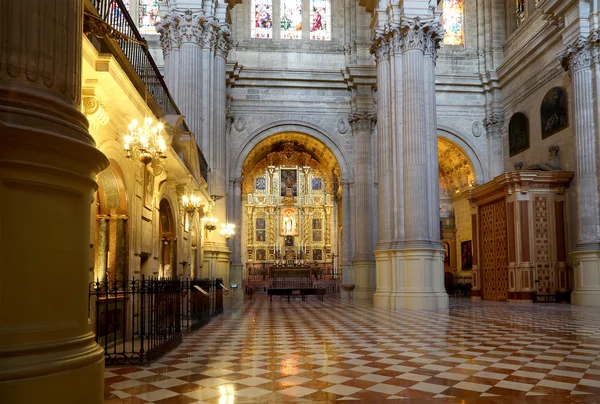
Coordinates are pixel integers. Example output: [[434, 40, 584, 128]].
[[241, 142, 341, 295], [467, 170, 573, 302]]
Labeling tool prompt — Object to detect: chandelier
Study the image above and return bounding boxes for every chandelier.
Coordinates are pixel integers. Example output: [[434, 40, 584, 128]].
[[220, 223, 236, 240], [124, 117, 167, 165], [182, 193, 201, 217], [203, 216, 217, 232]]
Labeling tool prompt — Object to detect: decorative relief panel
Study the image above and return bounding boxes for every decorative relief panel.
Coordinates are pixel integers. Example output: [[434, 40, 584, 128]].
[[480, 201, 508, 301], [534, 195, 553, 294]]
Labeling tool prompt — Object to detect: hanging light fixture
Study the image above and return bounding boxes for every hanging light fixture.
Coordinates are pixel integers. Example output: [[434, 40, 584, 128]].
[[220, 223, 235, 240], [203, 216, 218, 232], [182, 193, 201, 218], [124, 117, 167, 165]]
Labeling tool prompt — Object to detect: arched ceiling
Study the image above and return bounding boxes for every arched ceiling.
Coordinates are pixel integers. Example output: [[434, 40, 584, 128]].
[[438, 137, 475, 195], [242, 132, 339, 176], [242, 132, 341, 195]]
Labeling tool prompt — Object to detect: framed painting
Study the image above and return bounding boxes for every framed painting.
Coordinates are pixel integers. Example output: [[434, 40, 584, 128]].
[[461, 240, 472, 270]]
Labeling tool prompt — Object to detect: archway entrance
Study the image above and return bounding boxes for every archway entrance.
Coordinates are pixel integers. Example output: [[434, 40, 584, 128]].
[[240, 133, 343, 295], [437, 137, 477, 295]]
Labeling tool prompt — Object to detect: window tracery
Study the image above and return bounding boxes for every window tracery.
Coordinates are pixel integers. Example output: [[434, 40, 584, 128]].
[[138, 0, 160, 34], [252, 0, 273, 38], [442, 0, 464, 46], [310, 0, 331, 41], [281, 0, 302, 39]]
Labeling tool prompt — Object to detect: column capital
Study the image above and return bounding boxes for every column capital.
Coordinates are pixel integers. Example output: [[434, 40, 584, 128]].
[[156, 14, 180, 57], [370, 32, 390, 64], [202, 19, 219, 51], [560, 39, 592, 73], [215, 26, 233, 59], [483, 113, 503, 138], [172, 9, 206, 46], [349, 111, 377, 134], [399, 17, 443, 54]]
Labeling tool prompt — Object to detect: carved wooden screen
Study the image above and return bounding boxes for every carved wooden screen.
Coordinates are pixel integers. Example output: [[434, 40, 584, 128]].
[[480, 200, 508, 300], [534, 195, 553, 294]]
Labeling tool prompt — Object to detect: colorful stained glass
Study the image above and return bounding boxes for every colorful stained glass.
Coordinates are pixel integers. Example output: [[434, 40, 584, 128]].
[[280, 0, 302, 40], [442, 0, 463, 46], [252, 0, 273, 39], [310, 0, 330, 40], [139, 0, 160, 34]]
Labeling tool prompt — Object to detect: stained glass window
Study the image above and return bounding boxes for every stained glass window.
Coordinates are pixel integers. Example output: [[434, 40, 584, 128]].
[[252, 0, 273, 39], [281, 0, 302, 40], [310, 0, 331, 40], [442, 0, 463, 46], [139, 0, 160, 34]]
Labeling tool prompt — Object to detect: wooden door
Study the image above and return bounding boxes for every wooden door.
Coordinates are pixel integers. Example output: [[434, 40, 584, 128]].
[[480, 200, 508, 300]]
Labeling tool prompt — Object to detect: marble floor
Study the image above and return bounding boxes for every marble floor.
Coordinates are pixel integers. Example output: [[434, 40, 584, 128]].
[[104, 296, 600, 403]]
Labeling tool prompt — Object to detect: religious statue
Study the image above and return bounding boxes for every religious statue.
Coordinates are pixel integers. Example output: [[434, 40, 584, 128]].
[[283, 212, 294, 235]]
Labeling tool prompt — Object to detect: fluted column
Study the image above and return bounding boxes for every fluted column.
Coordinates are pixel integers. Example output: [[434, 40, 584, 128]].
[[484, 114, 504, 178], [230, 177, 243, 283], [349, 112, 376, 298], [0, 1, 108, 401], [171, 10, 204, 139], [561, 39, 600, 306], [157, 14, 181, 103], [201, 20, 217, 161], [371, 34, 394, 307]]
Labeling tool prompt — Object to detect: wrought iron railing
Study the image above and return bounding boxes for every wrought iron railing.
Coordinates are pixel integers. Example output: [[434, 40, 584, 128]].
[[84, 0, 186, 126], [89, 276, 224, 366]]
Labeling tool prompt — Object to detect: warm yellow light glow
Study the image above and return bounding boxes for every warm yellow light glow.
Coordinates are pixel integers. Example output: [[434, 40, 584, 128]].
[[217, 384, 235, 404], [123, 116, 167, 164]]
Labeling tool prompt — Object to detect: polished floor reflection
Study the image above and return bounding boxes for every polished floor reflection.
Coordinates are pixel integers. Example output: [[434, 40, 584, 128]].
[[105, 297, 600, 403]]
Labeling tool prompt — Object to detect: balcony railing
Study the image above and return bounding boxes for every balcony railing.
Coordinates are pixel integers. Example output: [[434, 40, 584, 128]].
[[84, 0, 188, 131]]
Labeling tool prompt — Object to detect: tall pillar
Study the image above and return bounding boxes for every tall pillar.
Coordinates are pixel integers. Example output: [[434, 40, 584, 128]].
[[561, 39, 600, 306], [372, 33, 394, 307], [373, 5, 447, 310], [115, 215, 128, 282], [0, 1, 108, 402], [173, 10, 204, 138], [230, 177, 243, 282], [349, 112, 376, 298], [157, 14, 181, 104]]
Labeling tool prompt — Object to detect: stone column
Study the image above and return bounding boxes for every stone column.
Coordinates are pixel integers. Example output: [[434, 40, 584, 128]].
[[96, 215, 110, 281], [157, 14, 181, 103], [201, 20, 217, 160], [371, 33, 394, 307], [0, 1, 108, 402], [349, 112, 376, 298], [115, 215, 128, 283], [561, 40, 600, 306], [230, 177, 243, 280], [484, 114, 504, 178], [172, 10, 204, 138], [470, 204, 482, 299]]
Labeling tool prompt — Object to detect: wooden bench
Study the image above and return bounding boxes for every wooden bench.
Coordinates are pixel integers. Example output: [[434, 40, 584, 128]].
[[268, 288, 326, 302]]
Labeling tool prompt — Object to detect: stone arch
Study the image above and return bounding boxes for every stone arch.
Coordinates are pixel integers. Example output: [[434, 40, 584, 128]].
[[158, 196, 178, 279], [232, 120, 351, 181], [437, 126, 486, 184]]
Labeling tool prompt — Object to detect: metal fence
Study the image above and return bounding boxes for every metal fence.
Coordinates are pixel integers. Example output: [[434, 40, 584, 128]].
[[88, 276, 224, 366]]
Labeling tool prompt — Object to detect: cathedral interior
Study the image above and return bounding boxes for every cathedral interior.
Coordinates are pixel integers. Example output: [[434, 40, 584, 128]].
[[2, 0, 600, 402]]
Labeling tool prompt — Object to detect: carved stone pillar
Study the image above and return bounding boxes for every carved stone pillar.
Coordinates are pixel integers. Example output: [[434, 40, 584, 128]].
[[172, 10, 204, 139], [0, 1, 108, 401], [371, 33, 394, 307], [349, 112, 376, 298], [373, 11, 447, 310], [230, 177, 243, 279], [561, 40, 600, 306]]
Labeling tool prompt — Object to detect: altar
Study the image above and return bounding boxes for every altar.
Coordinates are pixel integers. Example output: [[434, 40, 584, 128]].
[[243, 262, 341, 296]]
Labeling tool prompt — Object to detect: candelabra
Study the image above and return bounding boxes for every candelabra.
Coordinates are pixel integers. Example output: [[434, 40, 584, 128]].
[[220, 223, 236, 240]]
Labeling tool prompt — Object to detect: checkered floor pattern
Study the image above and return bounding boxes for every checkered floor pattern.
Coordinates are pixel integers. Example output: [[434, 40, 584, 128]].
[[105, 297, 600, 403]]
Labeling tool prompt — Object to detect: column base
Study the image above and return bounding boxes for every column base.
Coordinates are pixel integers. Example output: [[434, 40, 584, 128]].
[[572, 249, 600, 307], [352, 259, 375, 299], [374, 247, 448, 310], [0, 334, 104, 404], [373, 248, 393, 307]]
